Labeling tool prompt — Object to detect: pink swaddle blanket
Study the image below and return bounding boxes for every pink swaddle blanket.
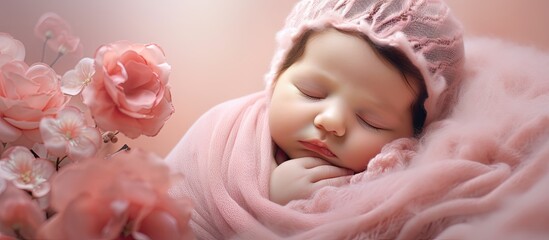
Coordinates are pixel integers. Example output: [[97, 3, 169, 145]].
[[165, 38, 549, 239]]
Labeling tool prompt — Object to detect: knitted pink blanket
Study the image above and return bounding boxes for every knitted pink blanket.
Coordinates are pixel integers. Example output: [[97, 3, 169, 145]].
[[165, 38, 549, 239]]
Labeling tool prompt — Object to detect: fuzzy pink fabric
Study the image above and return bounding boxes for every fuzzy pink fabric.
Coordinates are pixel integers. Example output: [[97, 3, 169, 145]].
[[165, 37, 549, 239]]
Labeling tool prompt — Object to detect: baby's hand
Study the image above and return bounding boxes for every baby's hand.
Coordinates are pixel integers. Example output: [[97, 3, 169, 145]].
[[269, 157, 353, 205]]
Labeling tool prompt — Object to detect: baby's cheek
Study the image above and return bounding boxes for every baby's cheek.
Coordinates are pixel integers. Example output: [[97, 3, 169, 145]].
[[269, 106, 293, 145], [342, 133, 388, 171]]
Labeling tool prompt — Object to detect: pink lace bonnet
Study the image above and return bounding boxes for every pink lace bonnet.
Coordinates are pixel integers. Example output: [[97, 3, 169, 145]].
[[265, 0, 464, 124]]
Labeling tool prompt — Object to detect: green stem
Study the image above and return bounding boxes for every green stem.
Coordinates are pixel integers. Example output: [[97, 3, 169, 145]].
[[49, 52, 64, 67], [40, 37, 50, 63], [55, 156, 67, 171], [30, 149, 40, 158]]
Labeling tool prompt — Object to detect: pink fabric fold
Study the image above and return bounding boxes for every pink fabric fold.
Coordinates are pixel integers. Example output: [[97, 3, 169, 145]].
[[165, 37, 549, 239]]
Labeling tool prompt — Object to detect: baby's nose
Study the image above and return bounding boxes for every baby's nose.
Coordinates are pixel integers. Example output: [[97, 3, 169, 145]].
[[313, 104, 346, 137]]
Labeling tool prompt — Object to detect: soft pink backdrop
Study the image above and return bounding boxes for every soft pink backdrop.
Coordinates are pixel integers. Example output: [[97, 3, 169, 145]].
[[1, 1, 548, 157]]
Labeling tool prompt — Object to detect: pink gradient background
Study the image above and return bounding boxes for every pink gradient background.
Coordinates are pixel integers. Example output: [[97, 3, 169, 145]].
[[1, 1, 548, 157]]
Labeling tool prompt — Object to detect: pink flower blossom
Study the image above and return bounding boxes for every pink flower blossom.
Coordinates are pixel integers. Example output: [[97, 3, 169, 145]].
[[34, 12, 72, 41], [53, 31, 82, 56], [60, 58, 94, 95], [33, 12, 82, 56], [39, 106, 101, 160], [0, 33, 25, 68], [37, 148, 193, 240], [0, 178, 46, 239], [82, 41, 174, 139], [0, 146, 55, 198], [0, 61, 70, 147]]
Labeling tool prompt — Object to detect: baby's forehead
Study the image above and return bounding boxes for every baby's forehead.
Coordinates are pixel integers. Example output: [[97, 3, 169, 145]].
[[300, 29, 405, 87]]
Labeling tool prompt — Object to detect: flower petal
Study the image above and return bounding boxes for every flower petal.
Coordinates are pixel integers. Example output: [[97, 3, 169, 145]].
[[39, 117, 68, 157], [142, 44, 170, 84], [0, 33, 26, 68], [1, 145, 35, 162], [54, 32, 81, 54], [75, 58, 95, 76], [33, 12, 72, 40], [67, 132, 101, 160], [0, 161, 14, 180], [2, 68, 40, 98], [78, 127, 101, 147], [56, 106, 86, 126], [31, 181, 51, 198], [122, 60, 155, 90], [31, 158, 55, 181], [61, 70, 85, 96], [62, 194, 123, 240], [0, 117, 22, 142]]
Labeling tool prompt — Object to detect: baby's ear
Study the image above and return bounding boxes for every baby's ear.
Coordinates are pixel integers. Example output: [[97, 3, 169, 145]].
[[355, 138, 417, 182]]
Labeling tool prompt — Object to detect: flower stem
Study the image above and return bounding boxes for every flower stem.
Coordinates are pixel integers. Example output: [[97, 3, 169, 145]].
[[55, 156, 67, 171], [49, 52, 64, 67], [30, 149, 40, 158], [40, 37, 50, 63]]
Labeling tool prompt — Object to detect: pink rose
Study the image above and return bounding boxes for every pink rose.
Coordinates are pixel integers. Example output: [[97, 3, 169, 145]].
[[82, 41, 174, 139], [0, 33, 25, 68], [0, 61, 70, 146], [37, 148, 193, 240]]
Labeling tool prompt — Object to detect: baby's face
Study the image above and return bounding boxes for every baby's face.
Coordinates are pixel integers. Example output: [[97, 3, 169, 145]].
[[269, 29, 418, 172]]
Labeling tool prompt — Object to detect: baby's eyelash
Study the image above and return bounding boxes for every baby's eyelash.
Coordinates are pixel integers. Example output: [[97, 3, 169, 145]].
[[300, 91, 322, 100], [356, 115, 383, 131], [296, 86, 324, 100]]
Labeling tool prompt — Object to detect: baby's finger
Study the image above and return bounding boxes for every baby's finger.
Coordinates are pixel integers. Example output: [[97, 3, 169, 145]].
[[314, 175, 352, 188], [308, 164, 353, 183], [292, 157, 332, 169]]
